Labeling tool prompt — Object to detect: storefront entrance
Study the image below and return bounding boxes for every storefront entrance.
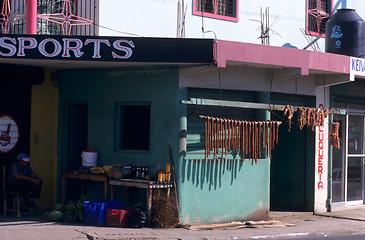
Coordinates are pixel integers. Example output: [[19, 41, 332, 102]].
[[332, 104, 365, 207]]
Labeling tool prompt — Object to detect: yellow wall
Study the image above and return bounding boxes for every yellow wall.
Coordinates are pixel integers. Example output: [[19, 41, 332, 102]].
[[30, 69, 58, 209]]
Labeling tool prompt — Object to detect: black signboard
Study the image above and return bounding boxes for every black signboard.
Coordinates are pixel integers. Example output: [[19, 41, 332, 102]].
[[0, 34, 214, 63]]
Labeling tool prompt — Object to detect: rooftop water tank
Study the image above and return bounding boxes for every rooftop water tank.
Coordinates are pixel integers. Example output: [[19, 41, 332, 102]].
[[325, 9, 365, 58]]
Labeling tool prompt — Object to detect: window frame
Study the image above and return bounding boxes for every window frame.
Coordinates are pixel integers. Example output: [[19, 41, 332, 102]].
[[193, 0, 239, 22], [306, 0, 333, 37], [114, 102, 151, 153]]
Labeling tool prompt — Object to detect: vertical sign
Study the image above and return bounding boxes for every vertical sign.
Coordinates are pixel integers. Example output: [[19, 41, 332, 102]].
[[314, 104, 328, 212]]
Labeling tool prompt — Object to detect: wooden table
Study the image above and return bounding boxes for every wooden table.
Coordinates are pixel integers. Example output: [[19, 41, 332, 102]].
[[109, 178, 173, 227], [61, 171, 109, 203]]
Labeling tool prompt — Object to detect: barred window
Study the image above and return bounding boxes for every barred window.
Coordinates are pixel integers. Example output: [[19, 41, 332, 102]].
[[194, 0, 238, 22], [0, 0, 98, 35], [306, 0, 332, 36]]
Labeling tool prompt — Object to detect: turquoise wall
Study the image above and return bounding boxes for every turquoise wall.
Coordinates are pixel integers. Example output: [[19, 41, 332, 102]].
[[179, 159, 270, 224], [57, 66, 184, 201], [178, 88, 270, 224]]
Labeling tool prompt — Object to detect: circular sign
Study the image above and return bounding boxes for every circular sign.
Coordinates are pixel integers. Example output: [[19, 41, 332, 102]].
[[0, 115, 19, 153]]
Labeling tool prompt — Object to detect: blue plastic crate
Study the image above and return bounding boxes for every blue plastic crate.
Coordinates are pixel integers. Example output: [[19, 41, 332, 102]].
[[84, 200, 125, 226]]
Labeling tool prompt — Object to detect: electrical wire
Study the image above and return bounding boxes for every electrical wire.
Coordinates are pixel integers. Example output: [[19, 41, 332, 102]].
[[92, 23, 143, 37]]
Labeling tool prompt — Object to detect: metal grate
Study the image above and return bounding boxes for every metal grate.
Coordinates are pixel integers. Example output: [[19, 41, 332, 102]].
[[0, 0, 98, 35], [307, 0, 331, 35], [196, 0, 236, 18], [37, 0, 98, 35]]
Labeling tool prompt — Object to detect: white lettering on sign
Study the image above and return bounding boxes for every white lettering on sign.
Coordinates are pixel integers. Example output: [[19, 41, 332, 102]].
[[85, 39, 111, 58], [0, 36, 134, 60], [350, 57, 365, 80], [39, 38, 62, 57], [0, 115, 19, 153]]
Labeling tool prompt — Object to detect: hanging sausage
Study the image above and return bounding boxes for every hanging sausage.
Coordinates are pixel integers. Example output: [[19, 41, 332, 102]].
[[200, 116, 281, 163]]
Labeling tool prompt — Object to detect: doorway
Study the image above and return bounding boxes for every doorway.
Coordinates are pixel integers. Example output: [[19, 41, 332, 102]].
[[332, 111, 365, 207], [66, 104, 88, 171], [270, 111, 311, 211]]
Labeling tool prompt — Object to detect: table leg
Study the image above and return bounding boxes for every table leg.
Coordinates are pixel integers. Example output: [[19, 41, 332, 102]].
[[104, 180, 108, 200], [147, 188, 152, 227], [61, 176, 65, 204], [110, 185, 114, 201]]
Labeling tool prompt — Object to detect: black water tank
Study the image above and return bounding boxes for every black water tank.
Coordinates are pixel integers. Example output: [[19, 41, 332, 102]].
[[325, 9, 365, 58]]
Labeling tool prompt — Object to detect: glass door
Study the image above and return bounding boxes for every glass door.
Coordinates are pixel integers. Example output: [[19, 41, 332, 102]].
[[332, 113, 365, 207]]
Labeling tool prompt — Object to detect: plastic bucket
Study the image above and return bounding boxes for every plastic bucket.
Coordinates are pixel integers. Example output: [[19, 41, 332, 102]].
[[81, 151, 98, 167]]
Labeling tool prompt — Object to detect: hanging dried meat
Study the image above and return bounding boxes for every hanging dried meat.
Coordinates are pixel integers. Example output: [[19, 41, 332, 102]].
[[295, 106, 331, 132], [297, 107, 307, 130], [199, 115, 282, 164], [284, 105, 294, 131], [329, 122, 340, 149]]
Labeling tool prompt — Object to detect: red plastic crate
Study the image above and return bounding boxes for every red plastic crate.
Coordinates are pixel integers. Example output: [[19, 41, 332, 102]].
[[106, 208, 130, 227]]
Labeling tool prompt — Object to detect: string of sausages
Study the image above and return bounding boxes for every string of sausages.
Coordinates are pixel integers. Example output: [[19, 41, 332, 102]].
[[200, 115, 282, 164]]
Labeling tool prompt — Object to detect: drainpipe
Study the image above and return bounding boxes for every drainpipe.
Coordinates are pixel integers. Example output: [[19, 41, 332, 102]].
[[26, 0, 37, 34]]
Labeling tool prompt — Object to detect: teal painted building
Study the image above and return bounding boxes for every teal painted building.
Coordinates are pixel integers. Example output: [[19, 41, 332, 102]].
[[1, 35, 357, 224], [55, 67, 276, 224]]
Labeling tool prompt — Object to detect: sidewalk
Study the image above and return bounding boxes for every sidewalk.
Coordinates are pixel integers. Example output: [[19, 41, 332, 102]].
[[1, 206, 365, 240]]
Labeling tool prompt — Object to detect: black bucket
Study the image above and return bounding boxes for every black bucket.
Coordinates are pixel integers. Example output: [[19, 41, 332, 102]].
[[325, 9, 365, 58]]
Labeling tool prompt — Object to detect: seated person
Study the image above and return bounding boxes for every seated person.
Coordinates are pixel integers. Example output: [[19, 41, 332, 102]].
[[7, 153, 42, 209]]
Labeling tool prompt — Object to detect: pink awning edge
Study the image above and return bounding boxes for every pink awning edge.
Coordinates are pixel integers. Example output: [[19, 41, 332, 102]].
[[215, 40, 350, 76]]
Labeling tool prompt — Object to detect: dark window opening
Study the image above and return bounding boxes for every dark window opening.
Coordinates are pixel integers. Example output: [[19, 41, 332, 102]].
[[119, 105, 150, 151]]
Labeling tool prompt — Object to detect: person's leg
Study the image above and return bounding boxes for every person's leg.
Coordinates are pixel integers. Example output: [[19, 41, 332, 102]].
[[29, 179, 42, 198]]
